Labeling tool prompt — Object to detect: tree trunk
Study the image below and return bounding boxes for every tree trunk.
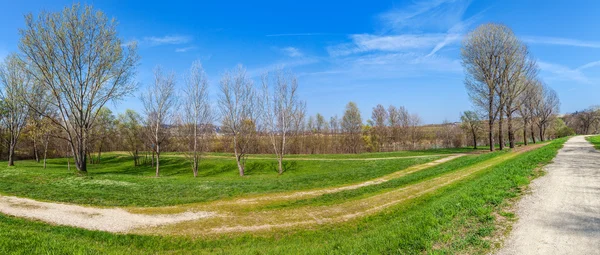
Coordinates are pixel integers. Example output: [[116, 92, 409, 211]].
[[43, 137, 49, 169], [523, 119, 528, 146], [498, 115, 504, 150], [33, 137, 39, 163], [488, 120, 495, 152], [539, 125, 545, 142], [155, 143, 160, 177], [531, 124, 537, 144], [472, 129, 478, 149], [8, 142, 15, 167], [233, 135, 244, 176], [507, 113, 515, 149]]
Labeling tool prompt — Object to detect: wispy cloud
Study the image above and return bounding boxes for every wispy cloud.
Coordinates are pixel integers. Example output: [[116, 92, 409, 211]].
[[282, 47, 303, 57], [266, 33, 330, 37], [328, 34, 445, 57], [578, 60, 600, 70], [143, 35, 192, 46], [246, 57, 320, 77], [522, 36, 600, 48], [378, 0, 472, 33], [538, 61, 590, 84], [175, 46, 196, 53]]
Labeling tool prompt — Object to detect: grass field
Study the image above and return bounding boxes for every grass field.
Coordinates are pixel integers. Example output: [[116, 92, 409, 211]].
[[586, 135, 600, 150], [0, 140, 566, 254]]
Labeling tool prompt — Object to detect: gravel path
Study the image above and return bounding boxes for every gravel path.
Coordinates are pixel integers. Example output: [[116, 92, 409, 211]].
[[496, 136, 600, 255], [0, 195, 215, 232]]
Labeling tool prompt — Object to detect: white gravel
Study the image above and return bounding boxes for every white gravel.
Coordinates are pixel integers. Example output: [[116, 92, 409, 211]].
[[496, 136, 600, 255], [0, 195, 215, 232]]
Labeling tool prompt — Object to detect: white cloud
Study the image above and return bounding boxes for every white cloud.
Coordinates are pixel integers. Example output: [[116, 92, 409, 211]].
[[143, 35, 192, 46], [175, 47, 196, 53], [538, 61, 590, 84], [578, 60, 600, 70], [378, 0, 472, 33], [522, 36, 600, 48], [328, 34, 445, 57], [266, 33, 329, 37], [282, 47, 303, 57]]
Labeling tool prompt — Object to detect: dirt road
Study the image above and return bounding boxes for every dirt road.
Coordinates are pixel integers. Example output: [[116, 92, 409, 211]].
[[497, 136, 600, 255]]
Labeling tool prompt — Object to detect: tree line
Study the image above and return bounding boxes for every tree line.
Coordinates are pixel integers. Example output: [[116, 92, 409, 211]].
[[0, 4, 571, 178]]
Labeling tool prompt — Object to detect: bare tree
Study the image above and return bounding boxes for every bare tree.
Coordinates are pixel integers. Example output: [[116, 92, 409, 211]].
[[342, 101, 363, 153], [19, 4, 138, 172], [117, 109, 144, 167], [261, 68, 302, 174], [182, 61, 212, 177], [219, 65, 257, 176], [534, 84, 560, 141], [462, 23, 523, 151], [142, 67, 177, 177], [371, 104, 388, 151], [0, 54, 29, 166], [500, 47, 537, 148], [460, 111, 483, 149]]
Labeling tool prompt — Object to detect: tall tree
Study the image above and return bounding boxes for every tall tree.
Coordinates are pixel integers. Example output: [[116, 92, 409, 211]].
[[117, 109, 143, 167], [462, 23, 523, 151], [19, 4, 138, 172], [261, 68, 302, 174], [182, 61, 211, 177], [460, 111, 482, 149], [342, 101, 363, 153], [0, 54, 29, 166], [371, 104, 388, 151], [219, 65, 257, 176], [141, 67, 177, 177], [534, 84, 560, 141]]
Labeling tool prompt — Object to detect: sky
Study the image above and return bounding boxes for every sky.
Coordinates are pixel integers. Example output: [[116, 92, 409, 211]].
[[0, 0, 599, 124]]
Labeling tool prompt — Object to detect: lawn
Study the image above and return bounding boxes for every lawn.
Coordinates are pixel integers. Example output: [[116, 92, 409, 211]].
[[0, 139, 566, 254], [0, 150, 454, 207]]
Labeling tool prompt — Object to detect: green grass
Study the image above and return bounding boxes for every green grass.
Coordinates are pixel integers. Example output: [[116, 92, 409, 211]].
[[586, 135, 600, 150], [265, 150, 506, 209], [0, 152, 441, 207], [0, 138, 567, 254]]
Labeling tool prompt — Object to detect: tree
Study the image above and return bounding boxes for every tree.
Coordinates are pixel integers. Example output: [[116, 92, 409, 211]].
[[261, 68, 302, 174], [0, 54, 29, 166], [371, 104, 388, 151], [117, 109, 143, 167], [89, 107, 115, 164], [500, 46, 537, 149], [142, 67, 177, 177], [342, 101, 363, 153], [182, 61, 211, 177], [534, 84, 560, 141], [219, 65, 257, 176], [462, 23, 523, 151], [460, 111, 483, 149], [19, 4, 138, 172], [518, 80, 539, 145]]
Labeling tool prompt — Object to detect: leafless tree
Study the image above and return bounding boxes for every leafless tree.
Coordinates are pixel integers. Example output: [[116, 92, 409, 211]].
[[117, 109, 144, 167], [460, 111, 483, 149], [182, 61, 212, 177], [219, 65, 257, 176], [371, 104, 388, 151], [0, 54, 29, 166], [261, 68, 302, 174], [142, 66, 177, 177], [462, 23, 523, 151], [500, 47, 538, 148], [18, 4, 138, 172], [518, 79, 539, 145], [534, 84, 560, 141], [342, 101, 363, 153]]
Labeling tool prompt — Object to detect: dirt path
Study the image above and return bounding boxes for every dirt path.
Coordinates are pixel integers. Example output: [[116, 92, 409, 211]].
[[0, 144, 545, 236], [0, 196, 215, 232], [496, 136, 600, 255]]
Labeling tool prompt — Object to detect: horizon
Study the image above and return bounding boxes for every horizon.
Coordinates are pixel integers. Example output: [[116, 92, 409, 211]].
[[1, 0, 599, 124]]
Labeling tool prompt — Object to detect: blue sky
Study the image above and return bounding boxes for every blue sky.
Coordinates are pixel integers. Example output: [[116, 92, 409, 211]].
[[1, 0, 599, 124]]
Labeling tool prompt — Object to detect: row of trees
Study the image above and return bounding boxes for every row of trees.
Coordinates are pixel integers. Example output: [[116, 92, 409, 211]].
[[0, 5, 571, 178], [462, 23, 561, 151]]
